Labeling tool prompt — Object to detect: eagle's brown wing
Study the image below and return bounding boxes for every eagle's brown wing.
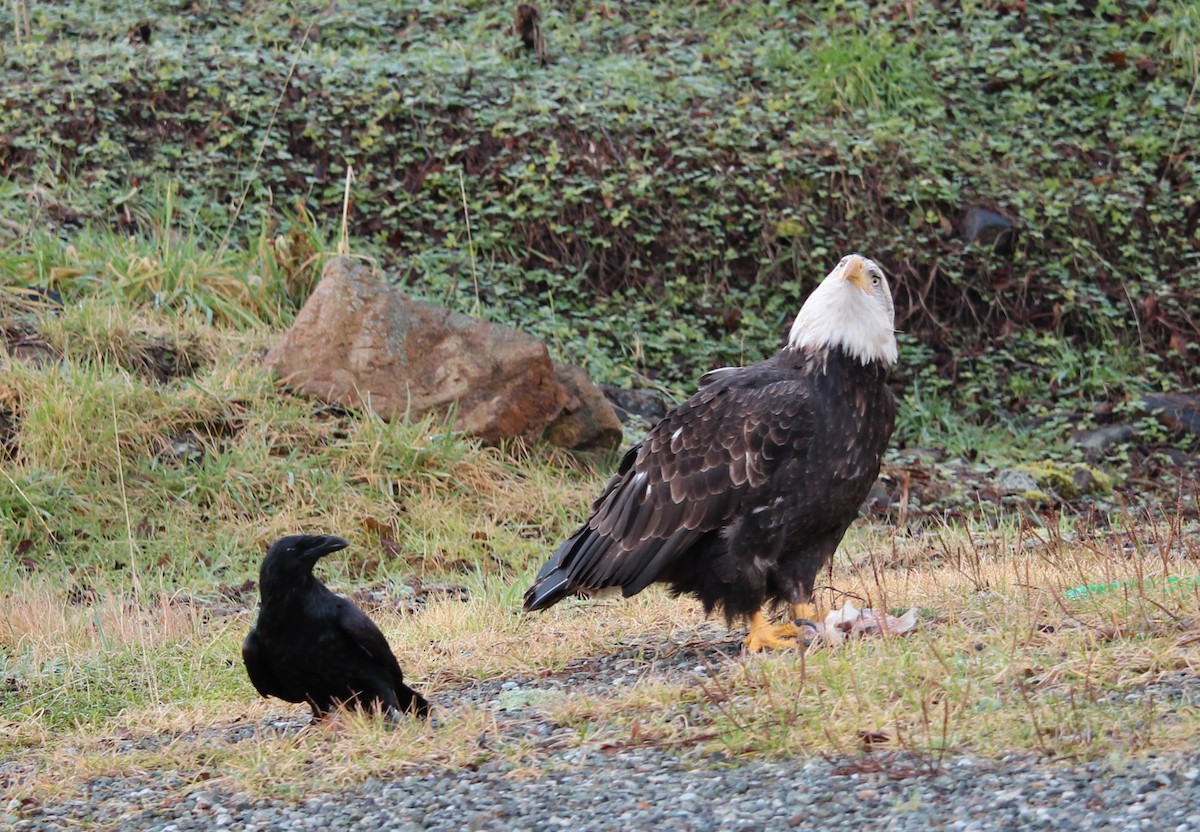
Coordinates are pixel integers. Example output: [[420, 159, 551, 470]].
[[523, 363, 816, 609]]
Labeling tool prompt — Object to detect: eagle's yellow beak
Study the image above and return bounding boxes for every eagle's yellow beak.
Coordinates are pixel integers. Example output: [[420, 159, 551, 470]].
[[838, 254, 873, 295]]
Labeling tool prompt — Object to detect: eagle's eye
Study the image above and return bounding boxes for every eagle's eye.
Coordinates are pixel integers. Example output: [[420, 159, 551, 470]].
[[871, 275, 881, 286]]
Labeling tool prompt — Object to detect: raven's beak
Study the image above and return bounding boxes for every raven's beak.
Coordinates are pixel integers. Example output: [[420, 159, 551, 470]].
[[837, 254, 873, 295], [307, 534, 350, 560]]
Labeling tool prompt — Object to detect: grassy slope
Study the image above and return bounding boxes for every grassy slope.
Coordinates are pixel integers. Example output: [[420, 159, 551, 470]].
[[2, 0, 1200, 805]]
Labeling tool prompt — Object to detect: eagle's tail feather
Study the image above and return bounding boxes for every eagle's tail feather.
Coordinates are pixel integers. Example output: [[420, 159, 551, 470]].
[[524, 529, 588, 611], [522, 569, 571, 611]]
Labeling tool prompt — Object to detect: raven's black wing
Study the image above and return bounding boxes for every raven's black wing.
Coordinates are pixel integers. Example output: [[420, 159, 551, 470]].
[[336, 601, 401, 669], [336, 600, 430, 717]]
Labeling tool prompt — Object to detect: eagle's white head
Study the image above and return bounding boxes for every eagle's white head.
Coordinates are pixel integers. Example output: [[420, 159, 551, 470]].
[[787, 253, 898, 366]]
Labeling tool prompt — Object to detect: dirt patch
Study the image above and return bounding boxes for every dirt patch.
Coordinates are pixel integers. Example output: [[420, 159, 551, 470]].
[[0, 403, 17, 460], [3, 317, 202, 383], [2, 323, 60, 368], [128, 335, 199, 383], [155, 404, 248, 467]]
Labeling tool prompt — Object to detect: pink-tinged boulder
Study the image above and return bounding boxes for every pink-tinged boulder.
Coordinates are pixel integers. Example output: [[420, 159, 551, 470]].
[[543, 362, 623, 452], [266, 257, 570, 445]]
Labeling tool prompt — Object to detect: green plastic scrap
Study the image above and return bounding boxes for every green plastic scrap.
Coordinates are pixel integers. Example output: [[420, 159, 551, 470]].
[[1065, 576, 1200, 600]]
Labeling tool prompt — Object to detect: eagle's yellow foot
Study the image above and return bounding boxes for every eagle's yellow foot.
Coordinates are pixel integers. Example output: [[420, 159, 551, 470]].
[[791, 602, 824, 626], [788, 602, 827, 646], [744, 611, 798, 652]]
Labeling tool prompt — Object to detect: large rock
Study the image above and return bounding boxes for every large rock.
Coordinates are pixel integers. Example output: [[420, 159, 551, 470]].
[[266, 257, 572, 445], [1140, 392, 1200, 436], [543, 362, 623, 452], [599, 384, 670, 424]]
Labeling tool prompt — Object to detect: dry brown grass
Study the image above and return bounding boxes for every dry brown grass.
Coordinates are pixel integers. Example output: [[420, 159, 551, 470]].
[[533, 518, 1200, 765], [6, 515, 1200, 804]]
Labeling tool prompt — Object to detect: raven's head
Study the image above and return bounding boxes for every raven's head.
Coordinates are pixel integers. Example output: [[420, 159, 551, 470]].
[[259, 534, 350, 590]]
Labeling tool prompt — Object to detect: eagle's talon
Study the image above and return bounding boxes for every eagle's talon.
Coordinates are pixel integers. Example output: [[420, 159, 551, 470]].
[[745, 611, 802, 652], [774, 620, 801, 638], [797, 620, 824, 647], [791, 602, 824, 623], [744, 630, 798, 652]]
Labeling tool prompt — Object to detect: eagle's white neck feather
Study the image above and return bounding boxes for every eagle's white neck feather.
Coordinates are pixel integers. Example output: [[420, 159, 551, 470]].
[[787, 256, 898, 366]]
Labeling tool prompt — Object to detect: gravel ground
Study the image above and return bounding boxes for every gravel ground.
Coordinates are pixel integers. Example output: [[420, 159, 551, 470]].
[[9, 744, 1200, 832], [7, 627, 1200, 831]]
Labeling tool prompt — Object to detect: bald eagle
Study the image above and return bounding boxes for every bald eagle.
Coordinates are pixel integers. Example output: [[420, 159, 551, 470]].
[[523, 254, 898, 651]]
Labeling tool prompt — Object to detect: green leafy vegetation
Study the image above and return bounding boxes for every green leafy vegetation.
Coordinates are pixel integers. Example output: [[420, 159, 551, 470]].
[[2, 1, 1198, 403]]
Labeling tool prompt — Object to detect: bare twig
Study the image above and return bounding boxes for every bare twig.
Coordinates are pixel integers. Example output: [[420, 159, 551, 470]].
[[458, 169, 481, 315], [338, 166, 353, 256], [12, 0, 32, 45]]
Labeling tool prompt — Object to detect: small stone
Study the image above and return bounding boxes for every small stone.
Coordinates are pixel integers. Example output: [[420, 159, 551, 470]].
[[861, 479, 892, 514], [1071, 466, 1095, 496], [961, 207, 1016, 254], [1140, 393, 1200, 437], [599, 385, 669, 423], [1074, 425, 1135, 461], [996, 468, 1039, 496], [1137, 779, 1165, 795]]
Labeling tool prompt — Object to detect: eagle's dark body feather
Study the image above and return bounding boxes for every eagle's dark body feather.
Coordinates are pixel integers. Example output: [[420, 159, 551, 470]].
[[243, 535, 429, 720], [524, 344, 895, 622]]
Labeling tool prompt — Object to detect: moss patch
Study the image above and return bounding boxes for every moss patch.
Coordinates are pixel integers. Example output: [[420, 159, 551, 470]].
[[1016, 460, 1115, 500]]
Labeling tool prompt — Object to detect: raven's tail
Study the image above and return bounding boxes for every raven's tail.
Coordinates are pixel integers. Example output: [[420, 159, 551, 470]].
[[395, 684, 430, 719]]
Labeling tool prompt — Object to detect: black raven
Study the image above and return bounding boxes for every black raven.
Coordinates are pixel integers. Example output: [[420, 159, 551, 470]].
[[243, 534, 430, 720]]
